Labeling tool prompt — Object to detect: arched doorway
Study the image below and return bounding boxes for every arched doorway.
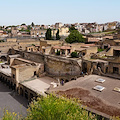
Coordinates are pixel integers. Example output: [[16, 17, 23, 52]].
[[1, 56, 7, 61], [25, 90, 28, 99], [20, 87, 23, 96], [82, 62, 87, 73]]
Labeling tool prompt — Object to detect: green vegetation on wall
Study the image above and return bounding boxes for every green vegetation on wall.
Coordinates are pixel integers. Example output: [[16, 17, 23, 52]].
[[56, 50, 60, 55], [98, 48, 104, 52], [71, 52, 78, 58]]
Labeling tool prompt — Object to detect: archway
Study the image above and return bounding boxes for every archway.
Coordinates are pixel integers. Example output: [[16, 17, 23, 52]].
[[20, 87, 23, 96], [97, 63, 102, 68], [25, 90, 28, 99], [1, 56, 7, 61], [82, 62, 87, 73]]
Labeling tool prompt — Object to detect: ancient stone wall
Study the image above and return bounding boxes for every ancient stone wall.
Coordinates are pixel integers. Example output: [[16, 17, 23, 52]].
[[87, 46, 98, 55], [23, 52, 44, 63], [18, 66, 36, 83], [7, 38, 17, 42], [10, 49, 82, 77], [44, 55, 81, 76], [108, 62, 120, 74]]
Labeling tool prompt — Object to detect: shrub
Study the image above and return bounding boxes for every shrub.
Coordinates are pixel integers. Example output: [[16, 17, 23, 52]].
[[2, 110, 22, 120], [26, 95, 96, 120], [71, 52, 78, 58], [31, 44, 35, 46], [56, 51, 60, 55], [98, 48, 104, 52]]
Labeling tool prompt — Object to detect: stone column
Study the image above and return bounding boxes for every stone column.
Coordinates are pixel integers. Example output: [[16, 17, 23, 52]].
[[65, 49, 68, 56]]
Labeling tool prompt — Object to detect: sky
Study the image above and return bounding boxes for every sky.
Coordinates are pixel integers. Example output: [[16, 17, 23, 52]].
[[0, 0, 120, 26]]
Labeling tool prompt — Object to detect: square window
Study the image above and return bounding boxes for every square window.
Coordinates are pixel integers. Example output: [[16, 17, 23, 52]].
[[95, 78, 105, 83], [93, 85, 105, 92]]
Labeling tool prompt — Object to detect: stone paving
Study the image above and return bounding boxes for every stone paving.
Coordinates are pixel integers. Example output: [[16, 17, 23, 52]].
[[0, 81, 28, 118]]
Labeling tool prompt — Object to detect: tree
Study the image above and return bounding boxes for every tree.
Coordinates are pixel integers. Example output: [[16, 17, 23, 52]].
[[56, 29, 60, 40], [69, 26, 76, 32], [27, 25, 31, 30], [21, 23, 26, 26], [65, 30, 85, 44], [20, 27, 24, 31], [26, 25, 32, 33], [31, 22, 35, 27], [45, 28, 52, 40]]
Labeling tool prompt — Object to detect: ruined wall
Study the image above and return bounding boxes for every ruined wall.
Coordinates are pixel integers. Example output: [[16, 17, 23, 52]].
[[18, 41, 39, 46], [108, 62, 120, 74], [11, 67, 18, 86], [0, 46, 11, 54], [44, 55, 81, 76], [0, 42, 17, 47], [23, 52, 44, 63], [37, 64, 44, 76], [102, 40, 116, 46], [11, 59, 27, 66], [0, 40, 39, 54], [87, 46, 98, 55], [23, 52, 81, 77], [10, 49, 82, 77], [18, 66, 36, 83], [7, 38, 17, 42]]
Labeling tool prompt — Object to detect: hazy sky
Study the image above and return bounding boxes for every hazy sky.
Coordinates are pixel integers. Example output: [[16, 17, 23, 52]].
[[0, 0, 120, 25]]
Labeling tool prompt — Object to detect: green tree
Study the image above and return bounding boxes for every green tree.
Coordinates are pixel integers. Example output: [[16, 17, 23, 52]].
[[27, 25, 31, 30], [21, 23, 26, 26], [26, 25, 32, 33], [69, 26, 76, 32], [31, 22, 35, 27], [20, 28, 24, 31], [45, 28, 52, 40], [65, 30, 85, 44], [56, 29, 60, 40]]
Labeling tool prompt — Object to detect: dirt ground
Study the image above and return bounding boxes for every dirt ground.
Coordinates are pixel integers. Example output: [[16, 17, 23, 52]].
[[57, 88, 120, 117]]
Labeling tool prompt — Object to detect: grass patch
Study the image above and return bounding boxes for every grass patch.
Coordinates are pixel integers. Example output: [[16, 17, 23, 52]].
[[98, 48, 105, 52]]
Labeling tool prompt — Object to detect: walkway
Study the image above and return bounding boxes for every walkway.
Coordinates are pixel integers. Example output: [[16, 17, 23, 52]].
[[0, 81, 28, 118]]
